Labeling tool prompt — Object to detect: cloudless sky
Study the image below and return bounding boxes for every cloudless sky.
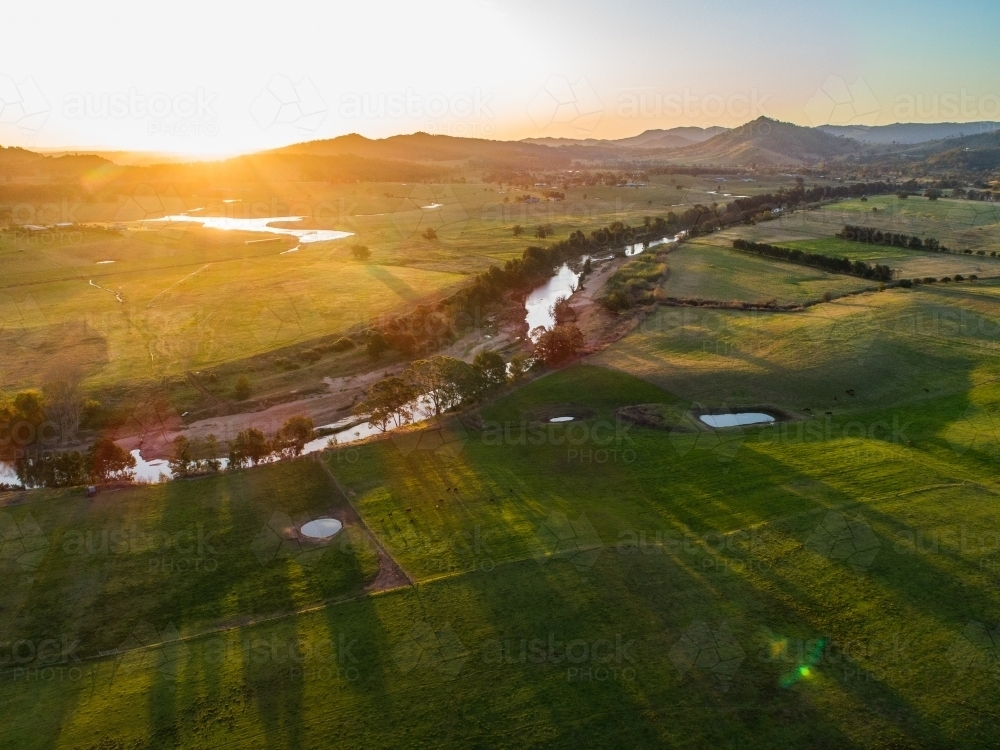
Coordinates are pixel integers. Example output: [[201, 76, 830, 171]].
[[1, 0, 998, 156]]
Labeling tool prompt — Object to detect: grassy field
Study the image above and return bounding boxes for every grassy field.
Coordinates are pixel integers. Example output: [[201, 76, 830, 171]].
[[728, 194, 1000, 256], [5, 182, 1000, 748], [0, 175, 834, 395], [662, 238, 868, 304], [4, 355, 1000, 747], [0, 461, 379, 658]]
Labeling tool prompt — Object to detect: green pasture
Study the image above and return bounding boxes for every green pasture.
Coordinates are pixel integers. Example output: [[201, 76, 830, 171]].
[[4, 362, 1000, 747]]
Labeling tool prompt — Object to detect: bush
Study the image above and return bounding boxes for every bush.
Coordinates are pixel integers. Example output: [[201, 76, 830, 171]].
[[898, 279, 913, 288], [330, 337, 355, 352], [234, 375, 252, 401], [366, 332, 389, 359], [274, 357, 299, 371]]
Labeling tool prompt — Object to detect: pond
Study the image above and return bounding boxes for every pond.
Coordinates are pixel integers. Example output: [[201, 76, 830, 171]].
[[151, 214, 353, 251], [699, 413, 775, 428], [549, 417, 575, 423], [525, 262, 581, 339], [300, 518, 343, 539]]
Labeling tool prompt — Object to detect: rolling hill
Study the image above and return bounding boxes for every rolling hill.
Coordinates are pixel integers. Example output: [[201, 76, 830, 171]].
[[670, 117, 862, 165], [820, 121, 1000, 144], [522, 126, 727, 150]]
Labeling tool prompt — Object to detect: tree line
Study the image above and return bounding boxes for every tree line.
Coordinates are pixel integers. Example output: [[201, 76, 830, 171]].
[[13, 437, 136, 489], [837, 225, 951, 252], [732, 239, 894, 281]]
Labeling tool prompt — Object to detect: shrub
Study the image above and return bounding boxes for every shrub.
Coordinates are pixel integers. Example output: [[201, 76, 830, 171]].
[[331, 337, 355, 352], [234, 375, 252, 401]]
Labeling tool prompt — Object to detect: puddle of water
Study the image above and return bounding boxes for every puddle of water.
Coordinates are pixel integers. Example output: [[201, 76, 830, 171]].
[[700, 413, 775, 428], [149, 215, 353, 246], [421, 203, 443, 209], [549, 417, 574, 423], [96, 260, 115, 264], [525, 263, 580, 338], [301, 518, 343, 539]]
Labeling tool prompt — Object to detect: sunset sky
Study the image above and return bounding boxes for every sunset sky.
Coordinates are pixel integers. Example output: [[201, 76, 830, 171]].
[[2, 0, 998, 157]]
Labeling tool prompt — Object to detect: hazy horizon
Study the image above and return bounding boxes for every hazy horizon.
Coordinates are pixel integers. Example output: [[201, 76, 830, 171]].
[[2, 0, 999, 158]]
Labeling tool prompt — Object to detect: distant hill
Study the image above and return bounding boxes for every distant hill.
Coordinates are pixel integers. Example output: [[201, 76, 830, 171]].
[[522, 126, 727, 150], [820, 122, 1000, 145], [670, 117, 861, 165], [893, 129, 1000, 172], [269, 132, 568, 167], [0, 144, 449, 203]]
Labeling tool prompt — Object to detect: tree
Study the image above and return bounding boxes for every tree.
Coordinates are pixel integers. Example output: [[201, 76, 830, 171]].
[[406, 356, 478, 416], [15, 450, 88, 488], [45, 375, 83, 445], [87, 437, 136, 483], [201, 434, 222, 473], [532, 324, 584, 366], [228, 428, 271, 468], [421, 227, 438, 240], [355, 376, 416, 431], [234, 375, 252, 401], [509, 352, 532, 380], [534, 224, 554, 239], [276, 415, 315, 456], [169, 435, 194, 477], [350, 244, 371, 261], [512, 224, 523, 237], [473, 350, 508, 392]]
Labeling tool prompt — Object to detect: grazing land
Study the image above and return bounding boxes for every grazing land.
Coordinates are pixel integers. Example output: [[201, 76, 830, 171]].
[[4, 167, 1000, 748], [5, 358, 1000, 747]]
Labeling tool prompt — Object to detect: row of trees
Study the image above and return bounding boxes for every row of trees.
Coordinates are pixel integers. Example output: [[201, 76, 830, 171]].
[[732, 239, 894, 281], [226, 416, 317, 470], [355, 352, 508, 432], [14, 437, 136, 488], [837, 225, 951, 252]]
